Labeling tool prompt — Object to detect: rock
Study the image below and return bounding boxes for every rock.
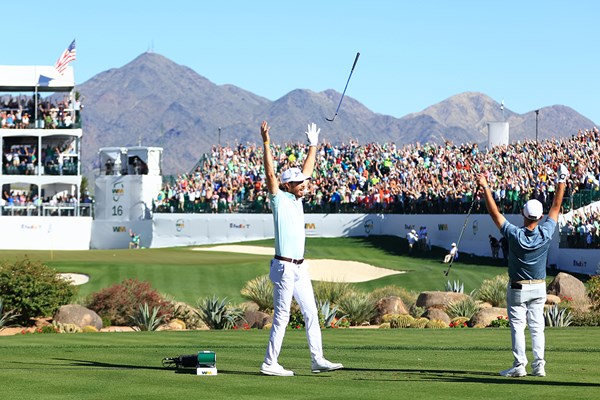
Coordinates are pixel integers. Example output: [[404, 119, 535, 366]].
[[421, 308, 450, 325], [53, 304, 103, 330], [240, 310, 272, 329], [547, 272, 587, 302], [469, 307, 508, 328], [374, 296, 409, 324], [416, 291, 470, 309], [546, 294, 561, 305]]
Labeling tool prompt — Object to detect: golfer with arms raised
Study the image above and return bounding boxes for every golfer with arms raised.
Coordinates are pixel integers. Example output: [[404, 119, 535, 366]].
[[477, 164, 567, 378], [259, 120, 343, 377]]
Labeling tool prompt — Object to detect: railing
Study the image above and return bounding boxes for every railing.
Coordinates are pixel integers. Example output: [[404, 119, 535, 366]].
[[0, 203, 93, 217]]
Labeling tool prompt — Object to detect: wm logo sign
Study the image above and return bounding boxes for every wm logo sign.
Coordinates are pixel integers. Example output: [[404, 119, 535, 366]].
[[112, 226, 127, 233], [305, 223, 316, 230], [438, 224, 448, 231]]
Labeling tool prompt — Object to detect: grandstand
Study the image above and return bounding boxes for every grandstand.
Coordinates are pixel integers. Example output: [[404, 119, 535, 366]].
[[0, 64, 91, 249]]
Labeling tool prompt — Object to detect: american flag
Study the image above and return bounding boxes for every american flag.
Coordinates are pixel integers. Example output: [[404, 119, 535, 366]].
[[54, 39, 77, 75]]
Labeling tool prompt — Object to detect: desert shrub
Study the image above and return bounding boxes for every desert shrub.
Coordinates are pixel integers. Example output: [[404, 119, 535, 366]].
[[379, 322, 391, 329], [409, 303, 426, 319], [312, 281, 356, 305], [0, 257, 76, 325], [240, 275, 273, 312], [446, 297, 479, 319], [337, 291, 376, 326], [570, 309, 600, 327], [368, 285, 417, 307], [82, 325, 98, 333], [425, 319, 448, 329], [409, 317, 429, 329], [544, 304, 572, 327], [197, 295, 244, 329], [87, 279, 173, 326], [474, 274, 509, 307], [131, 303, 164, 331], [586, 275, 600, 309]]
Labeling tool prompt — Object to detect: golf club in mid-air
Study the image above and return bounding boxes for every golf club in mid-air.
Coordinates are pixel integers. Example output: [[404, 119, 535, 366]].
[[326, 52, 360, 122], [444, 186, 480, 276]]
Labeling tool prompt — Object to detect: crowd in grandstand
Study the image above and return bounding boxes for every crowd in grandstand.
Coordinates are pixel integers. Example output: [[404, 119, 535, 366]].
[[1, 95, 81, 129], [560, 206, 600, 249], [154, 126, 600, 220]]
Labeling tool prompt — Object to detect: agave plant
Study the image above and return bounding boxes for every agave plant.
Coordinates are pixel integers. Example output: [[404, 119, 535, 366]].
[[131, 302, 164, 331], [544, 304, 573, 327], [0, 298, 19, 329], [318, 300, 348, 328], [197, 295, 244, 330], [444, 280, 464, 294]]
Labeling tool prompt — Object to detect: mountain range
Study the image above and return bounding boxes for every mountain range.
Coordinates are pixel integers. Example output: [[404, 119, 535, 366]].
[[78, 52, 596, 176]]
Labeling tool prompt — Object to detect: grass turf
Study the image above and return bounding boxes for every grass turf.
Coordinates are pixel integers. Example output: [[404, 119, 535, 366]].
[[1, 328, 599, 399]]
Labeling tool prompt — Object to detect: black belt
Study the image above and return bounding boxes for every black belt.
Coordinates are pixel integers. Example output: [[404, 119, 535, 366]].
[[274, 255, 304, 264], [510, 279, 545, 290]]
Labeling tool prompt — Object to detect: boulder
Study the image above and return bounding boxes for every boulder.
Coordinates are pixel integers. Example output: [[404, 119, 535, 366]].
[[416, 291, 470, 309], [469, 307, 508, 328], [421, 308, 450, 325], [374, 296, 409, 324], [53, 304, 103, 330], [241, 310, 272, 329], [547, 272, 587, 302]]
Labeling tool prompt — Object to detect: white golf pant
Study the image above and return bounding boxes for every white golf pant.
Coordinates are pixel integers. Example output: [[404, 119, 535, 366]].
[[507, 282, 546, 369], [264, 258, 323, 365]]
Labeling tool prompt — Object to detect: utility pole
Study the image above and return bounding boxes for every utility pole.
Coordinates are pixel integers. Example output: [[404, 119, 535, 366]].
[[535, 110, 539, 144]]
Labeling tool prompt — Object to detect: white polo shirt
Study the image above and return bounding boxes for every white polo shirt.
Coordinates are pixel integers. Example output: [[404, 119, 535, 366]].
[[270, 190, 305, 259]]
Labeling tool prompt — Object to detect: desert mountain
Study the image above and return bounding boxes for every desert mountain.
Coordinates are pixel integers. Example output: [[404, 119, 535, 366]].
[[78, 52, 596, 176]]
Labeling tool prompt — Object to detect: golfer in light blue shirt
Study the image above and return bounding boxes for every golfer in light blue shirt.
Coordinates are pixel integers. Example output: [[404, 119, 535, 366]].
[[477, 164, 567, 378]]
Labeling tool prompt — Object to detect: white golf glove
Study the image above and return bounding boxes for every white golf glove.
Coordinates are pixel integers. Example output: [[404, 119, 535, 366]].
[[305, 123, 320, 147], [556, 164, 568, 183]]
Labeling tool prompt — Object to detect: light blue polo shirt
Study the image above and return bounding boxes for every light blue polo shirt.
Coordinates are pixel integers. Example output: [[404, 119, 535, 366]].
[[270, 190, 305, 259], [501, 218, 557, 281]]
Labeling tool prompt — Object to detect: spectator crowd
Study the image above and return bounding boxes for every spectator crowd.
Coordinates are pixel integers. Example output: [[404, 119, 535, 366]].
[[154, 126, 600, 220]]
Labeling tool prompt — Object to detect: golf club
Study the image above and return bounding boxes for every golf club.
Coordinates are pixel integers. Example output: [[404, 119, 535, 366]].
[[326, 52, 360, 122], [444, 186, 479, 276]]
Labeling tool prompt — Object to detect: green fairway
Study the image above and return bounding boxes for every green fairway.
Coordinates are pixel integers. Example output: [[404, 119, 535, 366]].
[[1, 328, 599, 399], [0, 236, 510, 305]]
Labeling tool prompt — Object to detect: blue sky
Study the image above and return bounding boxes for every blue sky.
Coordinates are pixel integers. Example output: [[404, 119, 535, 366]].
[[5, 1, 600, 125]]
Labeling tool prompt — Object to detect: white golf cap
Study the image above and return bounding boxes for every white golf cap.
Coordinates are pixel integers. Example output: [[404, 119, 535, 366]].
[[281, 167, 311, 184], [451, 243, 456, 247], [522, 199, 543, 220], [411, 229, 416, 234]]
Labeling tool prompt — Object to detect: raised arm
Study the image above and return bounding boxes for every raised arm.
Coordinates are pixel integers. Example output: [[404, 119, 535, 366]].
[[302, 123, 320, 177], [260, 121, 279, 195], [477, 173, 506, 230], [548, 164, 568, 222]]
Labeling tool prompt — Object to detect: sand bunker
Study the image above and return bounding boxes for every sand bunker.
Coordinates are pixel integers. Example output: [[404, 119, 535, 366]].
[[193, 245, 404, 283], [58, 273, 90, 285]]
